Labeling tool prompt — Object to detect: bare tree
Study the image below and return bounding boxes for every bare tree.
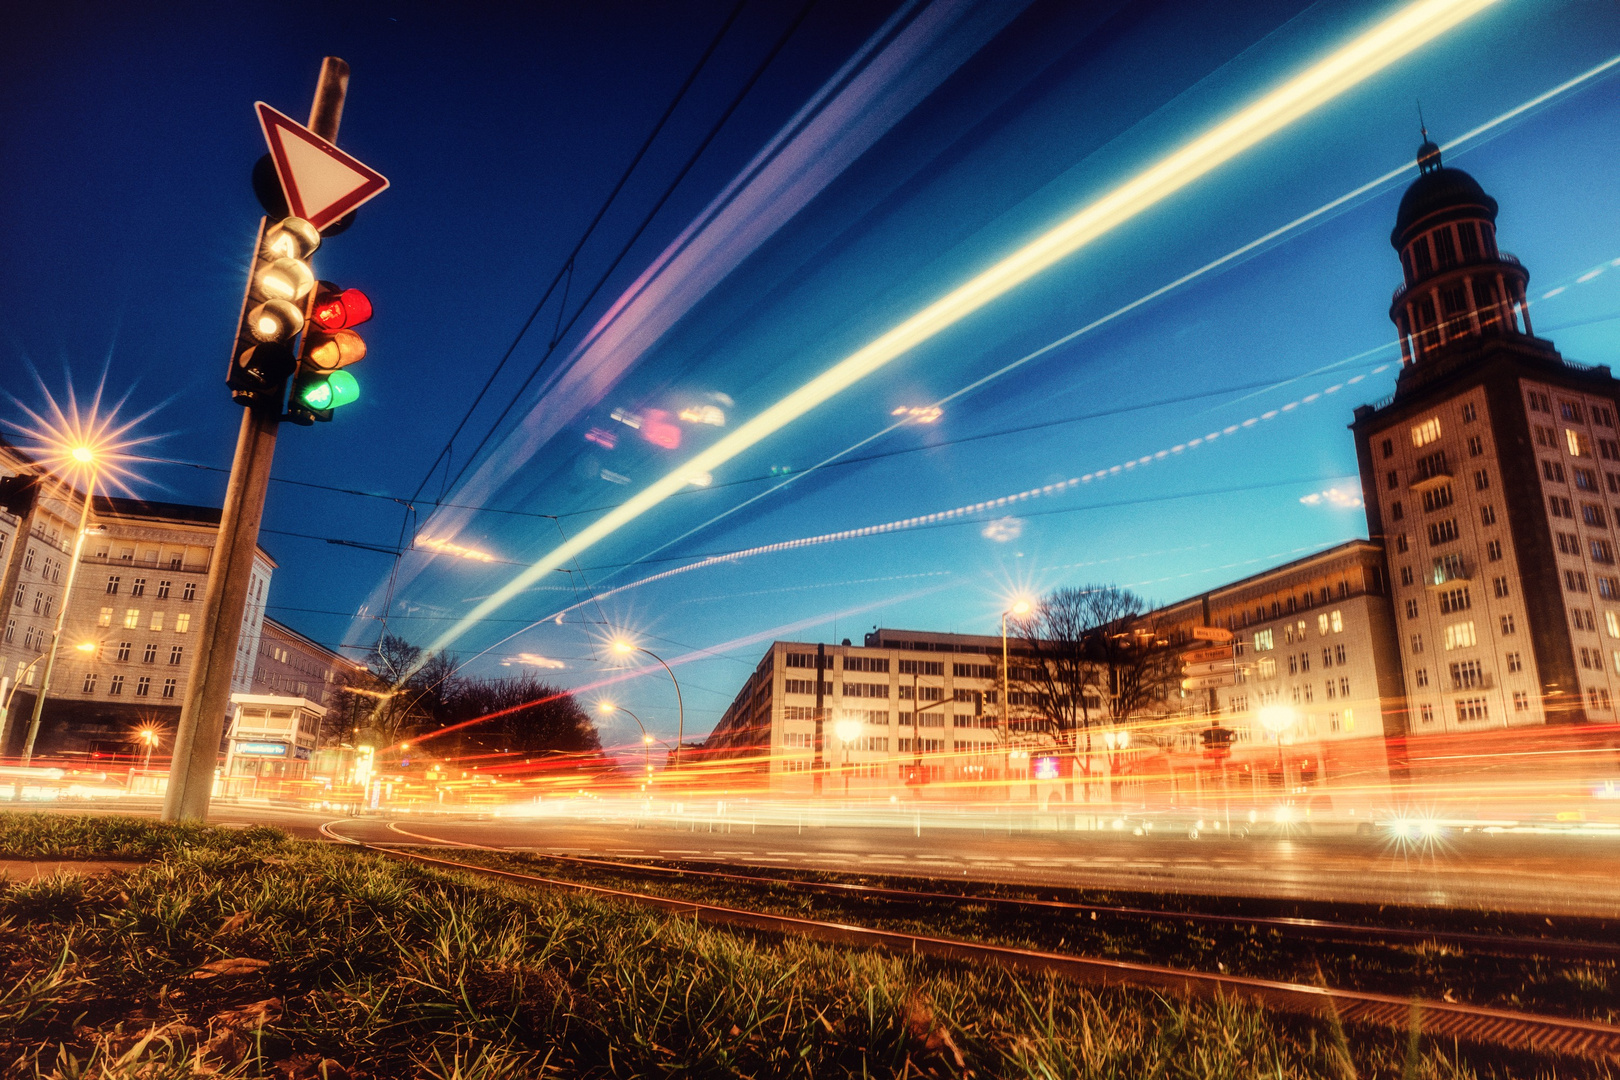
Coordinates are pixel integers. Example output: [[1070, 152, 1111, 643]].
[[444, 675, 601, 759], [345, 633, 461, 747]]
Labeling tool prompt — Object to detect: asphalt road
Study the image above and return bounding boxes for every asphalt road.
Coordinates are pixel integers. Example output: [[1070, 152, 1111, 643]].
[[19, 799, 1620, 917]]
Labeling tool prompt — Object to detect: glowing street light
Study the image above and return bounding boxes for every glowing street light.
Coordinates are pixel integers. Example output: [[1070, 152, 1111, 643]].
[[835, 715, 863, 798], [610, 638, 685, 769], [1258, 705, 1296, 789], [598, 700, 655, 777]]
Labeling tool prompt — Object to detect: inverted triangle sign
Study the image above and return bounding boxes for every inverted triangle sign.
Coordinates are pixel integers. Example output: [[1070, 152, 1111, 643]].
[[256, 102, 389, 231]]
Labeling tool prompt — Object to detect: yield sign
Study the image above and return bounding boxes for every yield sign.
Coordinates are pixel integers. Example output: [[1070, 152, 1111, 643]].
[[256, 102, 389, 231]]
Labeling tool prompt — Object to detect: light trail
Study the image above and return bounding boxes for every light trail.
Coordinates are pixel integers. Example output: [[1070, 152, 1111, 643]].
[[606, 46, 1620, 579], [408, 0, 1499, 675]]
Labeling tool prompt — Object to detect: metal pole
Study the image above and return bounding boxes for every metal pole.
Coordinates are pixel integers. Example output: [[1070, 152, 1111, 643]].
[[812, 642, 825, 795], [1001, 612, 1010, 801], [637, 646, 684, 770], [21, 471, 96, 765], [163, 58, 349, 822]]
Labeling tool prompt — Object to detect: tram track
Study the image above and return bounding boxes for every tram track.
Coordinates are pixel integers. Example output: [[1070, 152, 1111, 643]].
[[321, 819, 1620, 1061]]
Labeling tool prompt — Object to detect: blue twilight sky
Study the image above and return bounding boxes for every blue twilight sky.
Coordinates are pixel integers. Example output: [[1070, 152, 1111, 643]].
[[4, 0, 1620, 754]]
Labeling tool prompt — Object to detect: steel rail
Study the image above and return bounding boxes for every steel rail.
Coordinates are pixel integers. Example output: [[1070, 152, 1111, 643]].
[[375, 820, 1620, 964], [320, 819, 1620, 1061]]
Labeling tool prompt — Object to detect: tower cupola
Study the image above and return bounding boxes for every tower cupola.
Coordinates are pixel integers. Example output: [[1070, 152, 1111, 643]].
[[1389, 139, 1533, 365]]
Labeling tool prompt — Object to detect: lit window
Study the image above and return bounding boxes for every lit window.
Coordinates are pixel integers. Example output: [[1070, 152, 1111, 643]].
[[175, 613, 190, 633], [1253, 629, 1273, 651], [123, 609, 140, 629], [1567, 429, 1591, 457], [1330, 610, 1343, 633], [98, 607, 113, 627], [150, 612, 164, 632], [1411, 418, 1442, 447], [1444, 621, 1477, 650]]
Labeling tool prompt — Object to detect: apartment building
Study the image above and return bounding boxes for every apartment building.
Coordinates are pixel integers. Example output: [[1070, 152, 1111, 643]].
[[1351, 138, 1620, 734]]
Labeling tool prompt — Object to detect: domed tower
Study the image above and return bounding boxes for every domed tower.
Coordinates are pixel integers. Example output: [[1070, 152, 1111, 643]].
[[1389, 139, 1533, 366], [1352, 138, 1620, 738]]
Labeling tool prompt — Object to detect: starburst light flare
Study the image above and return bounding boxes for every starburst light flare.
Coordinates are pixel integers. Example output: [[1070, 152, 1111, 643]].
[[6, 371, 164, 496]]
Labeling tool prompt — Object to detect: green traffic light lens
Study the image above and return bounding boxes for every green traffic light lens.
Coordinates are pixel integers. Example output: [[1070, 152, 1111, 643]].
[[297, 370, 360, 411]]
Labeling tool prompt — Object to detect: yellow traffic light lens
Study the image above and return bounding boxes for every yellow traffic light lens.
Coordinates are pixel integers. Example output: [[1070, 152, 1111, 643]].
[[256, 257, 315, 302], [247, 298, 305, 342], [263, 217, 320, 260], [306, 329, 366, 370]]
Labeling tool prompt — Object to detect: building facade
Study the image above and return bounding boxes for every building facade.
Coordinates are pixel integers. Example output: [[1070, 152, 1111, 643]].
[[1351, 139, 1620, 735], [0, 440, 276, 758]]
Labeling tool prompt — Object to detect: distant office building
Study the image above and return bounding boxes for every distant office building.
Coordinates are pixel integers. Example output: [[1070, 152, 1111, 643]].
[[1352, 139, 1620, 733], [252, 617, 362, 711]]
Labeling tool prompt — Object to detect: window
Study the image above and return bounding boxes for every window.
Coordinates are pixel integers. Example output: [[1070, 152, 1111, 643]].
[[98, 607, 113, 627], [1257, 657, 1277, 679], [131, 578, 146, 597], [1325, 679, 1337, 700], [1419, 703, 1435, 724], [175, 613, 190, 633], [1594, 540, 1617, 566], [1474, 469, 1490, 491], [1439, 586, 1471, 614], [2, 620, 10, 644], [123, 609, 140, 629], [1330, 610, 1343, 632], [1288, 654, 1298, 676], [1550, 496, 1574, 519], [1450, 659, 1485, 688], [162, 678, 177, 699], [1415, 449, 1449, 482], [82, 673, 98, 694], [845, 656, 889, 673], [135, 676, 150, 697], [1428, 519, 1460, 545], [1492, 576, 1509, 599], [1486, 539, 1503, 562], [1501, 614, 1516, 636], [1412, 418, 1442, 447], [142, 643, 157, 663], [1609, 611, 1620, 639], [149, 611, 164, 633], [1581, 647, 1597, 670], [1514, 691, 1530, 713], [1382, 437, 1394, 459], [115, 641, 131, 662], [170, 646, 183, 665], [1405, 598, 1420, 619], [1542, 460, 1566, 483], [182, 582, 197, 601], [898, 659, 943, 676], [1415, 668, 1429, 688], [1557, 532, 1579, 556], [1466, 434, 1484, 457], [1411, 633, 1424, 654], [156, 580, 171, 599], [1562, 400, 1585, 423], [1479, 505, 1496, 526], [1566, 570, 1590, 594], [1456, 697, 1489, 723], [1528, 390, 1551, 413], [106, 575, 120, 595], [1253, 629, 1274, 651], [1574, 609, 1598, 632], [1609, 473, 1620, 495], [1597, 405, 1615, 428], [1535, 425, 1555, 448], [841, 682, 889, 699], [1421, 485, 1452, 512], [109, 675, 124, 696], [1568, 429, 1591, 457], [1585, 504, 1610, 528], [1333, 644, 1346, 665], [952, 662, 994, 679], [1397, 533, 1410, 554], [1391, 500, 1404, 521], [1576, 467, 1600, 491], [1444, 621, 1477, 650], [1462, 402, 1477, 423], [784, 679, 831, 696], [1397, 565, 1412, 587], [1602, 438, 1620, 462], [1338, 676, 1350, 698], [1387, 470, 1399, 490]]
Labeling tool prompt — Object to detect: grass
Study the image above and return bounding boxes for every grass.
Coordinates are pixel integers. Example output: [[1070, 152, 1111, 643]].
[[387, 844, 1620, 1025], [0, 813, 1613, 1079]]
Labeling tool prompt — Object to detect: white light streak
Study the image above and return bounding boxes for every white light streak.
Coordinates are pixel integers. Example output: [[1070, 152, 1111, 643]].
[[411, 0, 1498, 671]]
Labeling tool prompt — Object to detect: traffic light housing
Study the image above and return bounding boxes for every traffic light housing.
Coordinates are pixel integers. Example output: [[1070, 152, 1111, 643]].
[[226, 216, 320, 405], [286, 281, 372, 424]]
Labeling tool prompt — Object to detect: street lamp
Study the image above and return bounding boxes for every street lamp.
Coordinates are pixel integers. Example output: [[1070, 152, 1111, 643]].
[[612, 639, 684, 770], [1257, 704, 1295, 791], [834, 714, 862, 798], [1001, 597, 1032, 801], [21, 446, 100, 766], [598, 700, 655, 779], [135, 726, 159, 776]]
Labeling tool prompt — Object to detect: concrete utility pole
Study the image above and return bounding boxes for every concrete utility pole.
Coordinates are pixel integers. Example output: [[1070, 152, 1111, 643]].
[[163, 58, 350, 822]]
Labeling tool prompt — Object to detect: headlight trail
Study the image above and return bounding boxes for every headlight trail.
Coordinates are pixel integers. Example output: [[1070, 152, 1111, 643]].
[[408, 0, 1498, 675], [612, 47, 1620, 576]]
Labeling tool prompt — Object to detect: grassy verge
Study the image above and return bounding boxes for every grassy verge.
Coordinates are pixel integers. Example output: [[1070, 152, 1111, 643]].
[[0, 813, 1610, 1079], [417, 845, 1620, 1025]]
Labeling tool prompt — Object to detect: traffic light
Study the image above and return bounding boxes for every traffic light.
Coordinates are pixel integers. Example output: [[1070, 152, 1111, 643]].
[[226, 216, 321, 405], [287, 281, 372, 424]]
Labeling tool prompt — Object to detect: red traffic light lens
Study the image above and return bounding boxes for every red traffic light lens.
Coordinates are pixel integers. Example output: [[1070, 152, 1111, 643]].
[[311, 286, 373, 332]]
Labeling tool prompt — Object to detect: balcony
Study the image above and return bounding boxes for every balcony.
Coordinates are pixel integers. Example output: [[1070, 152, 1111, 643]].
[[1450, 673, 1495, 693]]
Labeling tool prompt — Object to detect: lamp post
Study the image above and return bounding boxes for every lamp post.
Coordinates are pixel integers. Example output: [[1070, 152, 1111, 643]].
[[612, 640, 684, 770], [1102, 727, 1130, 805], [1001, 598, 1031, 802], [1258, 705, 1294, 793], [137, 727, 159, 776], [0, 654, 48, 753], [21, 449, 98, 766], [834, 714, 862, 798], [598, 700, 654, 780]]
